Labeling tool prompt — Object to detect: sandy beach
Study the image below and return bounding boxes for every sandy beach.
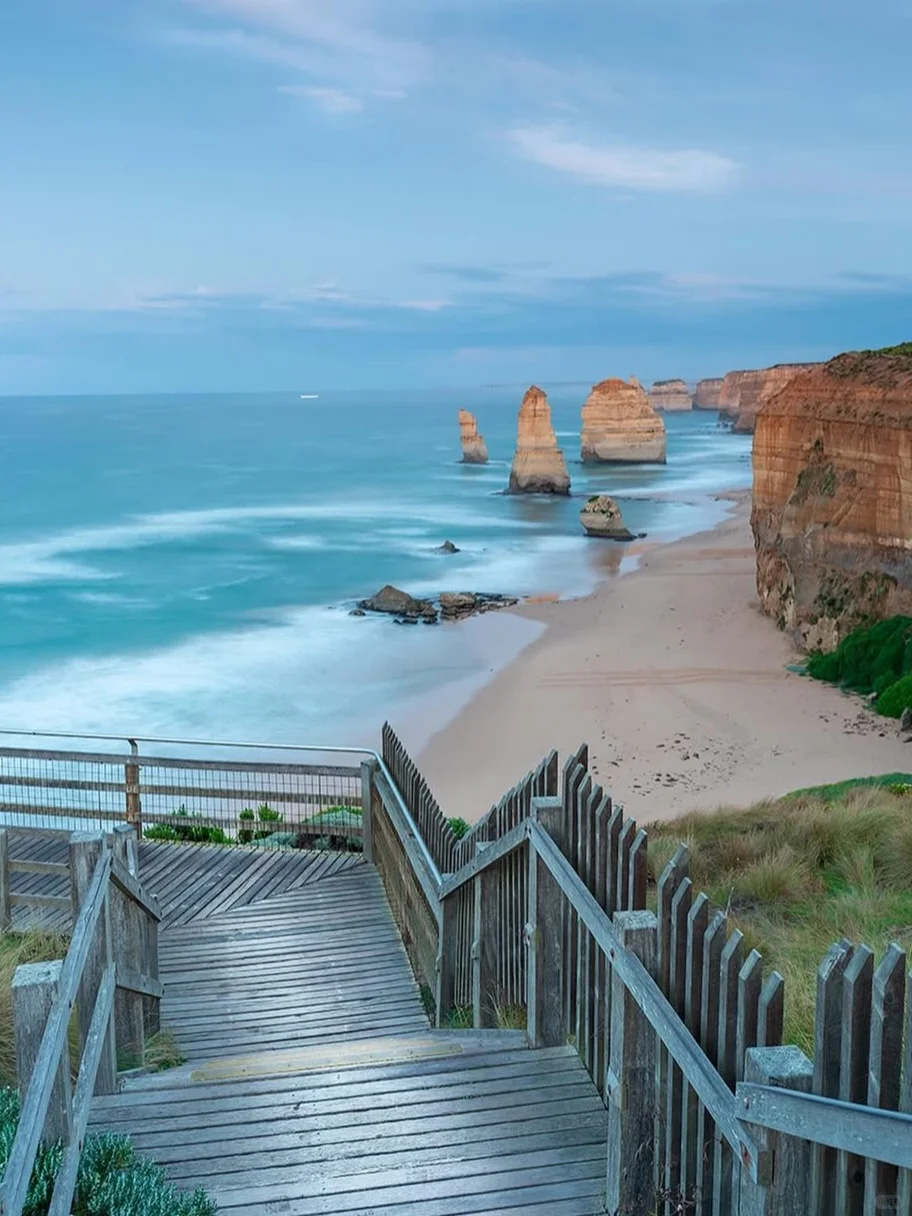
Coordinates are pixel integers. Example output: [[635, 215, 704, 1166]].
[[413, 492, 912, 823]]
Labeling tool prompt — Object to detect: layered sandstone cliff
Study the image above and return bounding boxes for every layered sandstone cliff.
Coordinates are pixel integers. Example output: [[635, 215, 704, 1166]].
[[458, 409, 488, 463], [751, 347, 912, 650], [719, 364, 821, 432], [508, 386, 570, 494], [580, 378, 666, 464], [648, 379, 692, 411], [694, 378, 724, 409]]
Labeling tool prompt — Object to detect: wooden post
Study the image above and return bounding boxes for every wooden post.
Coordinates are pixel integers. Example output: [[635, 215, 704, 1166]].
[[606, 910, 658, 1216], [69, 832, 117, 1095], [125, 739, 141, 837], [837, 945, 874, 1216], [0, 828, 11, 932], [360, 760, 375, 863], [527, 796, 565, 1049], [738, 1046, 814, 1216], [435, 892, 458, 1028], [864, 944, 906, 1216], [108, 878, 146, 1070], [12, 961, 73, 1144], [810, 940, 852, 1216], [472, 841, 497, 1028]]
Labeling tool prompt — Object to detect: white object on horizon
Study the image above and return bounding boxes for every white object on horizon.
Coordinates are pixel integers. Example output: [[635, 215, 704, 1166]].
[[300, 394, 319, 399]]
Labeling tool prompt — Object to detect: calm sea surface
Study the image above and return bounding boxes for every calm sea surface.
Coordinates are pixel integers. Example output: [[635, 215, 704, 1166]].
[[0, 388, 752, 746]]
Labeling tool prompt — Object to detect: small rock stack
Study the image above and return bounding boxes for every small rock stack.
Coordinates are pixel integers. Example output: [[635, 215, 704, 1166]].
[[458, 409, 489, 464]]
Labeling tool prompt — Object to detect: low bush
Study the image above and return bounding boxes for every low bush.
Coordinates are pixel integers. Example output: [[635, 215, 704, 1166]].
[[0, 1088, 215, 1215], [447, 817, 470, 841], [145, 808, 229, 846], [877, 673, 912, 719], [807, 615, 912, 693]]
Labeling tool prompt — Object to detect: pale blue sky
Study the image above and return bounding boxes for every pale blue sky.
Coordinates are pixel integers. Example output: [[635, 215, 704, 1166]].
[[2, 0, 911, 393]]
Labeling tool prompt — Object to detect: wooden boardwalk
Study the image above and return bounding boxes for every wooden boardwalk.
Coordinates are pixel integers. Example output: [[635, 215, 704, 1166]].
[[83, 848, 608, 1214]]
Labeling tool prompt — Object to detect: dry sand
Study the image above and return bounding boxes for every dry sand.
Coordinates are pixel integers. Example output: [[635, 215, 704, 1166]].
[[415, 492, 912, 823]]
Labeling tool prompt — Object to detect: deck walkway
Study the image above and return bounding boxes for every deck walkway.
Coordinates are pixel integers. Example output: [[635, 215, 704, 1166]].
[[16, 833, 609, 1214]]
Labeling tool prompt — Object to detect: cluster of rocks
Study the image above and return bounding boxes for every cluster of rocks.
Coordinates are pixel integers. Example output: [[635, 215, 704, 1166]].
[[355, 584, 518, 626]]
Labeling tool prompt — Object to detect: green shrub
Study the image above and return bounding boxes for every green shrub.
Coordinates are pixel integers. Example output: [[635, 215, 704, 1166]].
[[0, 1089, 216, 1215], [807, 616, 912, 695], [145, 808, 229, 846], [256, 805, 281, 822], [878, 673, 912, 718], [447, 817, 470, 841]]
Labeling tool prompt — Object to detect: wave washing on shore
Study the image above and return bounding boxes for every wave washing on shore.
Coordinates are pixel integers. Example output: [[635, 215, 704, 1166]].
[[0, 389, 751, 747]]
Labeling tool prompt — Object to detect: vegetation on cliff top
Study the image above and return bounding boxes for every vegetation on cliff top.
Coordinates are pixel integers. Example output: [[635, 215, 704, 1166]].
[[647, 779, 912, 1052], [807, 615, 912, 716], [828, 341, 912, 380]]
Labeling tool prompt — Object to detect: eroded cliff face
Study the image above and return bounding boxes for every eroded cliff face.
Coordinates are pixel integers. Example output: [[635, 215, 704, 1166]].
[[648, 379, 692, 411], [508, 386, 571, 494], [694, 378, 724, 409], [719, 364, 821, 432], [751, 349, 912, 650], [580, 378, 667, 464], [458, 409, 488, 463]]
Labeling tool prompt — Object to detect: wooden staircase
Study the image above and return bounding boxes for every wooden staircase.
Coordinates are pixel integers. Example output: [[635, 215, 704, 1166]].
[[89, 859, 609, 1215]]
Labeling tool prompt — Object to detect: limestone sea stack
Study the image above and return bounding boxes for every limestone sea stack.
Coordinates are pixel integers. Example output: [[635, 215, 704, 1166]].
[[458, 409, 488, 464], [720, 364, 822, 433], [580, 495, 635, 540], [508, 386, 571, 494], [580, 378, 667, 464], [694, 378, 724, 410], [648, 379, 693, 411], [751, 346, 912, 651]]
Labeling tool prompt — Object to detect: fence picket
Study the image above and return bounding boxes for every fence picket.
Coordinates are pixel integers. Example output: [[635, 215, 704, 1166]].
[[836, 945, 875, 1216], [863, 945, 907, 1216], [713, 928, 744, 1216], [663, 875, 693, 1211], [682, 892, 710, 1201]]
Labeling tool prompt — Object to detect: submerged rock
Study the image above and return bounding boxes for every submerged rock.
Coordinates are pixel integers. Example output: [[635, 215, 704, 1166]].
[[580, 495, 635, 541], [508, 386, 570, 494], [437, 540, 460, 554], [459, 409, 489, 464], [359, 585, 438, 622]]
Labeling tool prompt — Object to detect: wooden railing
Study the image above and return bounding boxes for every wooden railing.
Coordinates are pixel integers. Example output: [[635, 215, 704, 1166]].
[[0, 826, 161, 1216], [371, 727, 912, 1216]]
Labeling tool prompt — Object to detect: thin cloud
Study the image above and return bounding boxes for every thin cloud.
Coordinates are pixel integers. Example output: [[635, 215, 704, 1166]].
[[508, 124, 737, 192], [279, 85, 364, 113]]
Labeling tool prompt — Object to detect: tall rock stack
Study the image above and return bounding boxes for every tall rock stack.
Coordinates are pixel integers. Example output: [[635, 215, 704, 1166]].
[[508, 386, 571, 494], [751, 346, 912, 651], [694, 378, 724, 409], [580, 378, 667, 464], [458, 409, 488, 464], [648, 379, 693, 411]]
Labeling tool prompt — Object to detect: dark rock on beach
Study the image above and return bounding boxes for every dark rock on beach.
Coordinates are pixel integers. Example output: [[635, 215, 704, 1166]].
[[359, 584, 438, 622], [439, 592, 520, 621], [356, 584, 520, 625]]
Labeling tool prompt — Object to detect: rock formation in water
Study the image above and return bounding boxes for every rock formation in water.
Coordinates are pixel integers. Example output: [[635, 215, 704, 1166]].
[[359, 585, 438, 622], [719, 364, 822, 433], [508, 386, 571, 494], [580, 378, 667, 464], [751, 346, 912, 650], [580, 495, 635, 540], [439, 592, 519, 620], [694, 378, 724, 410], [458, 409, 489, 464], [648, 379, 693, 411]]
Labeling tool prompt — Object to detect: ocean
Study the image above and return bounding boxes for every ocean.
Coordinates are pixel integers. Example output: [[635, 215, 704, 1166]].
[[0, 388, 752, 750]]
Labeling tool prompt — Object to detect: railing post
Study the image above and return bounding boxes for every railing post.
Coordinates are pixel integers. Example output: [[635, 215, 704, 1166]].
[[0, 828, 11, 932], [107, 843, 146, 1068], [70, 832, 117, 1095], [738, 1046, 814, 1216], [527, 796, 565, 1049], [436, 893, 458, 1029], [472, 841, 496, 1028], [360, 760, 375, 863], [606, 910, 658, 1216], [125, 739, 141, 837], [12, 961, 73, 1145]]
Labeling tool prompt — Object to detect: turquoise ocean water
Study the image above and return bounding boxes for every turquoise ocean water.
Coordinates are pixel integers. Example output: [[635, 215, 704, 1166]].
[[0, 389, 752, 747]]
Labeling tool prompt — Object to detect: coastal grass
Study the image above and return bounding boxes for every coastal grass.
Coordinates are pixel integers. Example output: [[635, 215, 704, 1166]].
[[0, 930, 72, 1087], [647, 783, 912, 1054]]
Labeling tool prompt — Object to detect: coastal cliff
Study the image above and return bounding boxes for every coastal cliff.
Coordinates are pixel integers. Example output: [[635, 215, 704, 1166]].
[[580, 378, 667, 464], [458, 409, 488, 463], [720, 364, 821, 433], [508, 386, 571, 494], [648, 379, 692, 411], [751, 346, 912, 650], [694, 378, 724, 409]]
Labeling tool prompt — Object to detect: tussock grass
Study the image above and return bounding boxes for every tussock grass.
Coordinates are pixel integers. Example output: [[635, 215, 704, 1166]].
[[647, 784, 912, 1053], [0, 931, 71, 1088]]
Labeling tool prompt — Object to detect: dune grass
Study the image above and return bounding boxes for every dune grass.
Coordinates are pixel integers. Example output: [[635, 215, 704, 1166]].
[[0, 931, 72, 1088], [647, 783, 912, 1054]]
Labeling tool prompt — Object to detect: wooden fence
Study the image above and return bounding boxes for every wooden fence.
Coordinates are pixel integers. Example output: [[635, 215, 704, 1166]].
[[372, 725, 912, 1216], [0, 742, 362, 849], [0, 826, 161, 1216]]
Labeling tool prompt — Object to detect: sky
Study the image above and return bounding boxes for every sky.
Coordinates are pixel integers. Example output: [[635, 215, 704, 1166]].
[[2, 0, 912, 395]]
